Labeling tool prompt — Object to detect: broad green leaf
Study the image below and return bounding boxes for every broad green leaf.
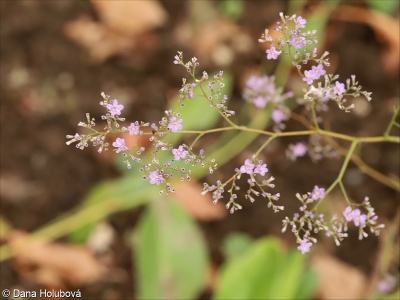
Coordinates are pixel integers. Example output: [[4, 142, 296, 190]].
[[222, 232, 253, 260], [133, 199, 208, 300], [68, 174, 154, 243], [214, 237, 318, 300]]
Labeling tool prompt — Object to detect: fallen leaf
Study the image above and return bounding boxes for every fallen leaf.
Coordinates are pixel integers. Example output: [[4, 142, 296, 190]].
[[91, 0, 168, 36], [64, 16, 136, 63], [173, 181, 227, 221], [177, 18, 253, 67], [331, 5, 400, 76], [9, 231, 106, 288], [311, 253, 368, 299]]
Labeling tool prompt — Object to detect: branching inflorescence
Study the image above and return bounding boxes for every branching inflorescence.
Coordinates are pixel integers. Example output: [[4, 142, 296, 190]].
[[67, 13, 399, 254]]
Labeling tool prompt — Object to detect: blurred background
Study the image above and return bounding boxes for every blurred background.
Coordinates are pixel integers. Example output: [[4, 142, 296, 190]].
[[0, 0, 399, 299]]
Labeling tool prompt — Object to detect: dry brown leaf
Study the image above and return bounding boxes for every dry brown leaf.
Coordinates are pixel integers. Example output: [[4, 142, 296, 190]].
[[173, 181, 227, 221], [331, 5, 400, 76], [64, 16, 136, 63], [187, 19, 253, 67], [91, 0, 168, 36], [311, 253, 368, 299], [9, 231, 106, 288]]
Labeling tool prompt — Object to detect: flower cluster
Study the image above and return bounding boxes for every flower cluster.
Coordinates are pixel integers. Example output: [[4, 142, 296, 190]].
[[67, 92, 217, 194], [259, 13, 372, 114], [243, 75, 293, 131], [174, 52, 235, 118], [283, 188, 384, 254], [202, 156, 281, 214], [65, 12, 394, 258], [286, 135, 337, 162]]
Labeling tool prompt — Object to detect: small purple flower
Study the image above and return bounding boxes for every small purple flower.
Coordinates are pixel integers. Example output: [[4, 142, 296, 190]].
[[351, 209, 367, 227], [303, 70, 315, 85], [377, 274, 397, 293], [172, 145, 188, 160], [128, 123, 140, 135], [271, 109, 287, 124], [288, 35, 306, 49], [303, 64, 326, 84], [254, 163, 268, 176], [333, 81, 346, 95], [292, 142, 308, 158], [311, 64, 326, 80], [294, 16, 307, 29], [112, 137, 128, 153], [149, 170, 165, 185], [343, 206, 353, 222], [167, 116, 183, 133], [240, 159, 255, 175], [266, 46, 281, 60], [297, 238, 312, 254], [106, 99, 124, 117], [311, 185, 325, 200], [253, 96, 268, 108]]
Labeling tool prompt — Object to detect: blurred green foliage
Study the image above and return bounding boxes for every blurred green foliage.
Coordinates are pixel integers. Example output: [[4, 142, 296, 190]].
[[367, 0, 399, 15], [214, 237, 318, 300], [219, 0, 244, 21], [132, 199, 208, 300]]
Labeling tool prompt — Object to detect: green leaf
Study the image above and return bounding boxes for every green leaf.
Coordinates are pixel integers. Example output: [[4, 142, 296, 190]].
[[68, 174, 154, 243], [219, 0, 244, 21], [133, 199, 208, 300], [367, 0, 399, 16], [222, 232, 253, 260], [214, 237, 318, 300]]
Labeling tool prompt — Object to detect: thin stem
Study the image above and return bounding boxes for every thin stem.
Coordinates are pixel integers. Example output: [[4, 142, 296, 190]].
[[310, 101, 320, 130], [255, 136, 276, 157], [384, 106, 399, 137]]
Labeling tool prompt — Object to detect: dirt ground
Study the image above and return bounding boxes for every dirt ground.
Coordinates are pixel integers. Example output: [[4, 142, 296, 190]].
[[0, 1, 399, 299]]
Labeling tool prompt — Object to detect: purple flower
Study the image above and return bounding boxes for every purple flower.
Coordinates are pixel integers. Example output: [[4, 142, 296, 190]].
[[303, 64, 326, 84], [343, 206, 353, 222], [112, 137, 128, 153], [292, 142, 308, 158], [149, 170, 165, 185], [106, 99, 124, 117], [311, 185, 325, 200], [172, 145, 188, 160], [377, 274, 397, 293], [245, 75, 275, 94], [288, 35, 306, 49], [342, 206, 367, 227], [303, 70, 316, 85], [266, 46, 281, 60], [351, 209, 367, 227], [297, 238, 312, 254], [271, 109, 287, 124], [253, 96, 268, 108], [333, 81, 346, 95], [240, 159, 255, 175], [167, 116, 183, 133], [294, 16, 307, 29], [128, 123, 140, 135], [254, 163, 268, 176], [311, 64, 326, 79]]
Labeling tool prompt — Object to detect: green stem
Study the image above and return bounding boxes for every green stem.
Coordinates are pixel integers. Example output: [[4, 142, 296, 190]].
[[384, 106, 399, 137]]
